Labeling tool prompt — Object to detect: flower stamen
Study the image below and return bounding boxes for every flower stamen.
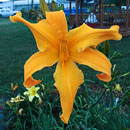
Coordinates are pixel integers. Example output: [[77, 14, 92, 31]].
[[59, 39, 69, 63]]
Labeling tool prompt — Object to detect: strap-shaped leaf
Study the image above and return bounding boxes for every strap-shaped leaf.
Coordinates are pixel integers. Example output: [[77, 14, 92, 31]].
[[51, 0, 58, 11], [104, 40, 110, 57], [60, 4, 64, 10], [40, 0, 50, 15]]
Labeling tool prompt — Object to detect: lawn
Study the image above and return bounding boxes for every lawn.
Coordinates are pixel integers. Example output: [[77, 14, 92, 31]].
[[0, 17, 130, 95], [0, 18, 36, 94]]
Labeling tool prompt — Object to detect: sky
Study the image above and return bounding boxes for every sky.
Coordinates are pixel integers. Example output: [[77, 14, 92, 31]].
[[0, 0, 55, 1], [0, 0, 9, 2]]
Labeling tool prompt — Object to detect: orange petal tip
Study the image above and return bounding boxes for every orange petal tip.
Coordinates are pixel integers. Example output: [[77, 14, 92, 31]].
[[110, 25, 122, 40], [10, 12, 22, 23], [96, 73, 111, 82], [60, 114, 69, 124], [23, 77, 41, 88]]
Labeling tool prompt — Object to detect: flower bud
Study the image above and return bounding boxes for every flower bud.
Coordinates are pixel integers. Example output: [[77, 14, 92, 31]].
[[18, 108, 23, 115]]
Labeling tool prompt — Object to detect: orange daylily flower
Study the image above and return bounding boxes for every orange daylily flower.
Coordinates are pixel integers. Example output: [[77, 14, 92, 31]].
[[10, 11, 122, 124]]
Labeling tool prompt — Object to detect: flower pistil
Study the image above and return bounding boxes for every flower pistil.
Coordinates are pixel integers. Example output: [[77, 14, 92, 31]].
[[59, 39, 69, 62]]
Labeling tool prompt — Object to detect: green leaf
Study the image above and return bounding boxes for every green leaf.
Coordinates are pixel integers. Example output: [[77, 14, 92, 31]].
[[98, 44, 104, 53], [120, 72, 130, 77], [60, 4, 64, 10], [111, 52, 121, 60], [40, 0, 50, 16], [104, 40, 110, 57], [51, 0, 58, 11]]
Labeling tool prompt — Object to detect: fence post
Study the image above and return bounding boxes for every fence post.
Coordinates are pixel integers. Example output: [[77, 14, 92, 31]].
[[69, 0, 72, 14], [126, 0, 129, 30], [100, 0, 104, 28], [76, 0, 78, 27], [119, 0, 122, 13]]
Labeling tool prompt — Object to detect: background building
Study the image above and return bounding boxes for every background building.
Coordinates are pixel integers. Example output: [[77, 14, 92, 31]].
[[0, 0, 75, 11]]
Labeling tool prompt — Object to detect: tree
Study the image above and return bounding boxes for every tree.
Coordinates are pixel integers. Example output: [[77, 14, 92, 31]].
[[31, 0, 34, 9]]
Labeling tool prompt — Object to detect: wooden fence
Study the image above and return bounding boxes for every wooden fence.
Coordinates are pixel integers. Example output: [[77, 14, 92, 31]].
[[69, 13, 130, 36]]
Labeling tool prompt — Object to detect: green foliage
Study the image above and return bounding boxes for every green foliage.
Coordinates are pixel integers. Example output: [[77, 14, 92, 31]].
[[2, 74, 130, 129], [98, 40, 110, 57], [31, 0, 65, 22], [51, 0, 58, 11], [1, 39, 130, 129], [40, 0, 50, 15], [60, 4, 64, 11], [51, 0, 64, 11], [40, 0, 64, 14]]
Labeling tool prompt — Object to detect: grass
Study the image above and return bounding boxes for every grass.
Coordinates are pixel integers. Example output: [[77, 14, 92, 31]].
[[0, 18, 37, 94], [0, 17, 130, 95], [110, 39, 130, 74]]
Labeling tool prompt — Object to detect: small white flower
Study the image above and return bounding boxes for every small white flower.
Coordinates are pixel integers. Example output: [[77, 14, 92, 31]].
[[10, 95, 25, 103]]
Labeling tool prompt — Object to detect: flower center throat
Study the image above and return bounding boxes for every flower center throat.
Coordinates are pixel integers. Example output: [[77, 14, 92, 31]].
[[59, 39, 69, 62]]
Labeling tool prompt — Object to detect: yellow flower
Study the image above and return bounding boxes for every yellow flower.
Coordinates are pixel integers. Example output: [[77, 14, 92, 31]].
[[10, 11, 122, 124], [10, 95, 25, 103], [115, 84, 122, 92], [24, 86, 40, 102]]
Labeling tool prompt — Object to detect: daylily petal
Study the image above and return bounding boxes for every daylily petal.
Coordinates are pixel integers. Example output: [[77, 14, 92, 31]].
[[24, 51, 58, 88], [23, 91, 30, 95], [67, 24, 122, 52], [26, 86, 34, 91], [46, 10, 68, 38], [29, 95, 34, 102], [35, 94, 40, 98], [70, 48, 111, 82], [35, 87, 40, 91], [10, 12, 60, 51], [53, 59, 84, 124]]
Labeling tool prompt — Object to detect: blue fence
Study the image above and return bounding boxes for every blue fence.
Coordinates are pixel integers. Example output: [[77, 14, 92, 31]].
[[64, 8, 88, 16]]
